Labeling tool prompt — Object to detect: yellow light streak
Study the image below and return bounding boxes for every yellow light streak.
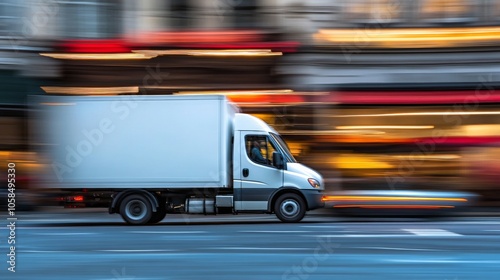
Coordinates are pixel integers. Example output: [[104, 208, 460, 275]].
[[40, 53, 157, 60], [314, 27, 500, 48], [392, 154, 461, 160], [336, 125, 435, 130], [332, 204, 455, 209], [279, 130, 386, 135], [133, 49, 282, 57], [41, 86, 139, 95]]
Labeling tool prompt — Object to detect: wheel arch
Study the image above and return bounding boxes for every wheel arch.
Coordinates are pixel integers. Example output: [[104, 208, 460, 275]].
[[268, 187, 307, 213]]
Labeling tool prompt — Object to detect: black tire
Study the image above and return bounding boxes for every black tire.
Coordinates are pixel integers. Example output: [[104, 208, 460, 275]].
[[148, 205, 167, 224], [119, 194, 153, 225], [274, 193, 306, 223]]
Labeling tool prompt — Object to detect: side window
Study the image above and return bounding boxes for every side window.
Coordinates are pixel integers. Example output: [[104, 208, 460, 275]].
[[245, 135, 278, 166]]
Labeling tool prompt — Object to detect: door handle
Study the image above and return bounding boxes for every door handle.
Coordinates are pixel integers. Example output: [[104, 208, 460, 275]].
[[242, 168, 249, 177]]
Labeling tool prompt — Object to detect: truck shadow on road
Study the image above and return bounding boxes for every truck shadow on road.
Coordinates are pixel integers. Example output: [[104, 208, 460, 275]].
[[31, 217, 462, 227], [32, 220, 315, 227]]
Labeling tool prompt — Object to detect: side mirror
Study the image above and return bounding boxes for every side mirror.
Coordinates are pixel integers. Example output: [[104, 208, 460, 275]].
[[272, 151, 285, 169]]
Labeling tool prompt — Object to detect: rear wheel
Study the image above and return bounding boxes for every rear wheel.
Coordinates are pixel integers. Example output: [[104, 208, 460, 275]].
[[274, 193, 306, 223], [119, 194, 153, 225]]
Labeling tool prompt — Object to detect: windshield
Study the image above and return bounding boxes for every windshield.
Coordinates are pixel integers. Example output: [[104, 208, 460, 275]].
[[270, 133, 297, 163]]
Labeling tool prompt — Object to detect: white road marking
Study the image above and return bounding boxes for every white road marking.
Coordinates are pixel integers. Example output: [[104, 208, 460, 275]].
[[301, 226, 357, 232], [17, 227, 70, 230], [387, 259, 500, 264], [94, 278, 161, 280], [22, 250, 77, 253], [354, 246, 442, 251], [403, 229, 462, 236], [239, 230, 310, 233], [16, 226, 98, 229], [439, 221, 500, 225], [127, 231, 207, 234], [210, 247, 310, 251], [97, 249, 176, 253], [308, 234, 413, 238], [33, 232, 97, 236], [301, 225, 339, 228], [21, 249, 177, 253], [18, 219, 91, 222]]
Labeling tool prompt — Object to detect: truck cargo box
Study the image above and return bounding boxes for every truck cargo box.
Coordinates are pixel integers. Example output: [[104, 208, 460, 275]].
[[32, 95, 236, 189]]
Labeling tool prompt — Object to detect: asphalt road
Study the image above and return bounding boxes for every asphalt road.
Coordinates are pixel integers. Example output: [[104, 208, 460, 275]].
[[1, 209, 500, 280]]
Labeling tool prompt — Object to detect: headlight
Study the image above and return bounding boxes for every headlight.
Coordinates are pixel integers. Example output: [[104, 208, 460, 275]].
[[308, 178, 321, 189]]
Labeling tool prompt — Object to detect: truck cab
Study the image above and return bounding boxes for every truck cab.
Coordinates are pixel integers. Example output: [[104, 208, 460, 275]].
[[233, 113, 324, 222]]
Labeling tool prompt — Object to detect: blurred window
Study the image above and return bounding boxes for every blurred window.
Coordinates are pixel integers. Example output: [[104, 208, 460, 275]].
[[344, 0, 404, 25], [0, 0, 22, 37], [420, 0, 476, 23], [0, 116, 25, 148], [61, 0, 120, 38], [164, 0, 259, 29], [488, 0, 500, 22], [231, 0, 259, 28], [169, 0, 192, 29]]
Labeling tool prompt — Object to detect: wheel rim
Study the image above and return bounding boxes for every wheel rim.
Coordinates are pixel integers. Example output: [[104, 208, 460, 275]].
[[281, 199, 299, 217], [125, 200, 147, 221]]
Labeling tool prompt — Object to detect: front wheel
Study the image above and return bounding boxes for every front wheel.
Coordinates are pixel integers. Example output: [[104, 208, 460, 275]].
[[119, 194, 153, 225], [274, 193, 306, 223]]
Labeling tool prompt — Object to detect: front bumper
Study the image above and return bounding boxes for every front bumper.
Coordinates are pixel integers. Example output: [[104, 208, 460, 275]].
[[301, 190, 325, 210]]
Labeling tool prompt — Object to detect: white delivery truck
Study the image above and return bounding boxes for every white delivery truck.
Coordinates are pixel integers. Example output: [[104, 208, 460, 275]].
[[32, 94, 324, 224]]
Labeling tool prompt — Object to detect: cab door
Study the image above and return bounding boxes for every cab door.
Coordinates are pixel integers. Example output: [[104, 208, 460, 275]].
[[236, 132, 283, 211]]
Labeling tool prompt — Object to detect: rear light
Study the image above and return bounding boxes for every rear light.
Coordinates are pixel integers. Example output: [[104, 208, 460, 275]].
[[65, 195, 84, 202]]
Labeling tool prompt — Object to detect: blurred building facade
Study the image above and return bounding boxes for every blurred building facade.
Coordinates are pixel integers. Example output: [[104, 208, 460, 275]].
[[2, 0, 500, 204]]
